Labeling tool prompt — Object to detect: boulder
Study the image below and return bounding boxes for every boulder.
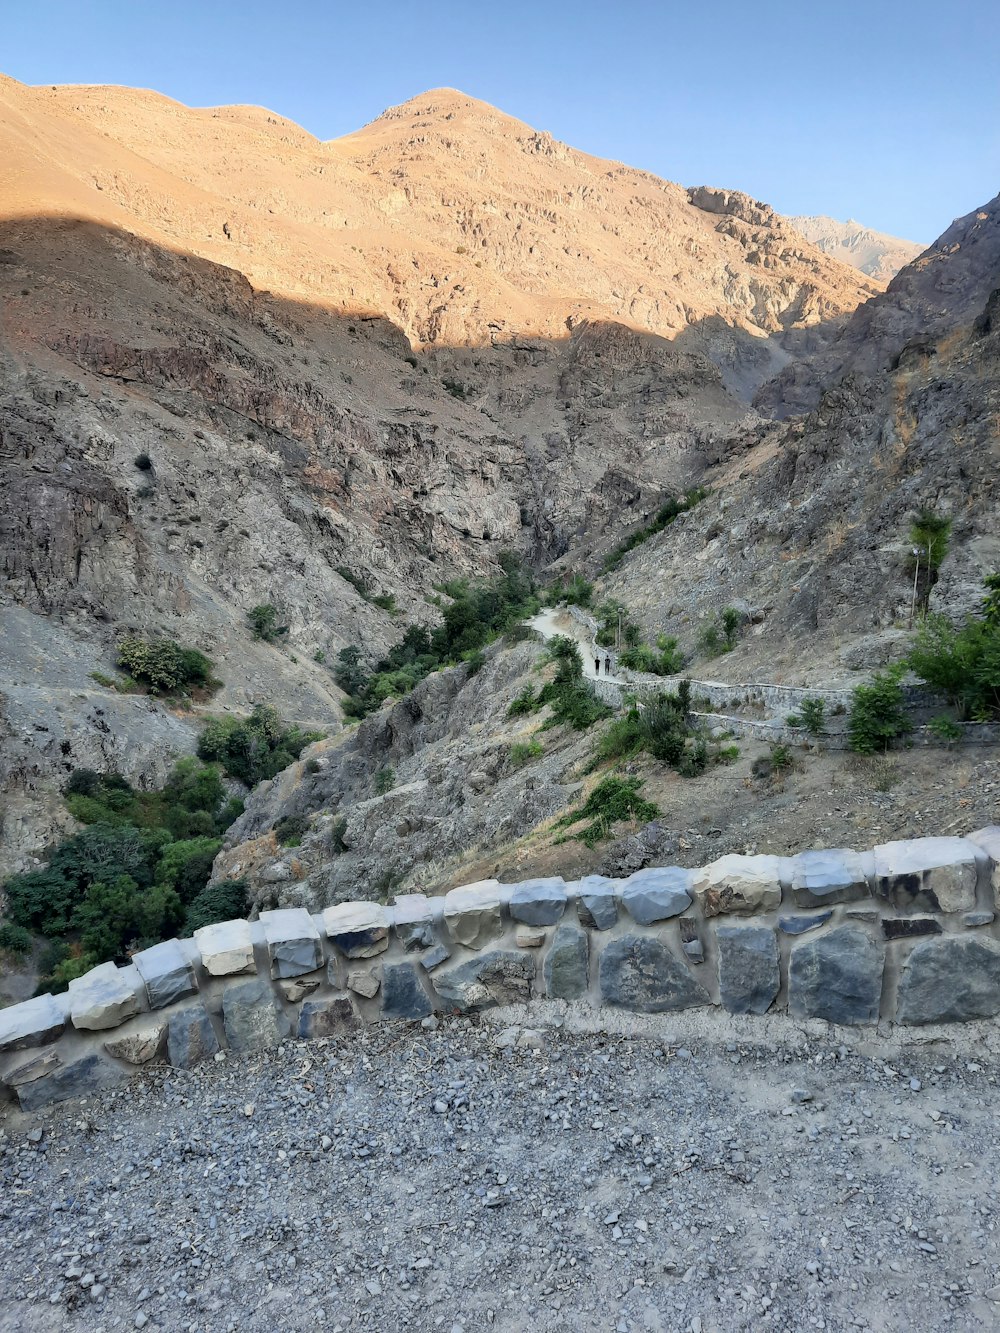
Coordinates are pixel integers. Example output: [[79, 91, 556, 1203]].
[[392, 894, 435, 951], [575, 875, 619, 931], [132, 939, 196, 1010], [166, 1005, 220, 1068], [222, 978, 291, 1052], [509, 878, 567, 926], [788, 925, 883, 1026], [717, 925, 779, 1015], [15, 1053, 124, 1113], [381, 963, 434, 1020], [322, 901, 390, 958], [543, 925, 590, 1000], [620, 867, 693, 925], [297, 995, 357, 1040], [599, 935, 709, 1013], [432, 950, 535, 1013], [443, 880, 504, 949], [0, 994, 66, 1053], [260, 908, 324, 978], [790, 850, 870, 907], [194, 918, 256, 976], [897, 936, 1000, 1024], [693, 855, 783, 917], [873, 837, 979, 913], [68, 963, 144, 1032], [278, 976, 322, 1003], [103, 1018, 168, 1065]]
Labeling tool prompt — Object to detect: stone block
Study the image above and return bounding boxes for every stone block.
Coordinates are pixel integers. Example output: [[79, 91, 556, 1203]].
[[575, 875, 619, 931], [599, 935, 709, 1013], [0, 994, 65, 1053], [778, 911, 833, 935], [260, 908, 324, 978], [194, 918, 256, 976], [322, 901, 390, 958], [443, 880, 503, 949], [381, 963, 434, 1020], [432, 950, 535, 1013], [717, 925, 779, 1015], [347, 968, 381, 998], [679, 918, 704, 963], [516, 928, 546, 948], [297, 995, 357, 1040], [790, 850, 870, 907], [5, 1049, 63, 1088], [897, 936, 1000, 1024], [873, 837, 979, 913], [68, 963, 144, 1032], [278, 976, 321, 1003], [420, 943, 451, 972], [788, 925, 883, 1026], [964, 910, 995, 928], [693, 855, 782, 917], [222, 978, 291, 1052], [133, 939, 197, 1010], [166, 1005, 220, 1068], [15, 1053, 124, 1113], [968, 826, 1000, 901], [392, 894, 435, 951], [509, 877, 567, 926], [543, 925, 589, 1000], [882, 918, 942, 940], [620, 867, 693, 925], [103, 1018, 168, 1065]]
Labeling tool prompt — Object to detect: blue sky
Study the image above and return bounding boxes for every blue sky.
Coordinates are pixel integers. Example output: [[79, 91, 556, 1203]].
[[4, 0, 997, 243]]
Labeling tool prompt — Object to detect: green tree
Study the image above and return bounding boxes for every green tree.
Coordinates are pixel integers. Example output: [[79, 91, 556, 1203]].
[[848, 667, 911, 753], [247, 603, 285, 642]]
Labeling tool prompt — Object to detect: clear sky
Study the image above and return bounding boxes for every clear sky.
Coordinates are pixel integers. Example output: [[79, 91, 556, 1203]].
[[3, 0, 998, 243]]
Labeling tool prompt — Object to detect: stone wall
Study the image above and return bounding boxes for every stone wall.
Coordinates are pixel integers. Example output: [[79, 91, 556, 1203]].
[[3, 828, 1000, 1113]]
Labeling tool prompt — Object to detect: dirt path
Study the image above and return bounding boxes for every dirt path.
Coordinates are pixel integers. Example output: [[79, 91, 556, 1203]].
[[528, 608, 627, 686]]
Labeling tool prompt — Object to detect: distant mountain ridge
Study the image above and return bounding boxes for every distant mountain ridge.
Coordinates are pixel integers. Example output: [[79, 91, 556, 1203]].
[[787, 213, 924, 282]]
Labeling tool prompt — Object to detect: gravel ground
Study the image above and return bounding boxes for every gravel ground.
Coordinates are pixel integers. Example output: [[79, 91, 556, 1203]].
[[3, 1009, 1000, 1333]]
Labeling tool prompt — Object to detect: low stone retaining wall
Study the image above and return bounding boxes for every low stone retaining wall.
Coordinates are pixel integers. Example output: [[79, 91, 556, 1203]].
[[3, 828, 1000, 1112]]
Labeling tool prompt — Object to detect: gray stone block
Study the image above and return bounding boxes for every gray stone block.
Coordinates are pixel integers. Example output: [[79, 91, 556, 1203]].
[[694, 855, 783, 917], [790, 850, 870, 907], [392, 894, 435, 951], [166, 1005, 220, 1068], [420, 943, 451, 972], [873, 837, 979, 913], [964, 910, 995, 928], [509, 877, 567, 926], [297, 995, 357, 1040], [133, 939, 196, 1010], [621, 867, 693, 925], [104, 1018, 168, 1065], [443, 880, 504, 949], [432, 950, 535, 1013], [543, 924, 590, 1000], [68, 963, 144, 1031], [599, 935, 709, 1013], [968, 826, 1000, 901], [222, 978, 291, 1052], [5, 1049, 63, 1088], [260, 908, 324, 978], [897, 937, 1000, 1024], [15, 1053, 124, 1113], [788, 925, 883, 1026], [381, 963, 434, 1020], [575, 875, 619, 931], [717, 925, 779, 1015], [0, 993, 65, 1053], [322, 902, 390, 958], [778, 911, 833, 935]]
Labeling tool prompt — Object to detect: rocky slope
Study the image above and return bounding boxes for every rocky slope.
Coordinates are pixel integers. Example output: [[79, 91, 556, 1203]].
[[787, 214, 923, 282]]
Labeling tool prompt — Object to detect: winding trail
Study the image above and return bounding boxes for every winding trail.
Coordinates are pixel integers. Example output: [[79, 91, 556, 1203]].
[[527, 608, 627, 686]]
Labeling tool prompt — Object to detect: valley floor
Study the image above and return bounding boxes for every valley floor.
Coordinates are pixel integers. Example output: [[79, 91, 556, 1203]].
[[2, 1011, 1000, 1332]]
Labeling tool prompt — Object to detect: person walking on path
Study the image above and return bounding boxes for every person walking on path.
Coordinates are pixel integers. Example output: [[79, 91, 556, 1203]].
[[594, 655, 601, 675], [604, 654, 612, 675]]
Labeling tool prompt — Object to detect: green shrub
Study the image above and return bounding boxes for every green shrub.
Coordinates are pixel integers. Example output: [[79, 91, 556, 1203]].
[[698, 607, 744, 659], [907, 604, 1000, 720], [371, 593, 397, 613], [198, 706, 322, 786], [274, 814, 309, 846], [552, 776, 660, 847], [508, 686, 538, 717], [155, 837, 222, 903], [556, 574, 594, 608], [116, 636, 216, 694], [248, 603, 286, 642], [374, 767, 396, 796], [848, 667, 911, 754], [787, 697, 826, 736], [0, 922, 33, 954], [509, 739, 543, 767], [770, 744, 794, 775], [183, 879, 249, 935], [74, 874, 183, 960], [329, 816, 349, 855], [928, 715, 963, 744]]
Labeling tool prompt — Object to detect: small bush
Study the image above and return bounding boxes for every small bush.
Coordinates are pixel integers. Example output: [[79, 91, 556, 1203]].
[[248, 604, 286, 642], [0, 922, 33, 954], [786, 697, 826, 736], [557, 574, 594, 608], [509, 739, 543, 767], [374, 766, 396, 796], [305, 757, 322, 774], [133, 452, 153, 471], [508, 686, 538, 717], [116, 636, 216, 694], [907, 599, 1000, 721], [329, 816, 349, 854], [443, 377, 467, 399], [552, 776, 660, 847], [183, 879, 249, 935], [274, 814, 309, 846], [848, 666, 911, 754], [928, 715, 963, 744], [770, 743, 794, 774]]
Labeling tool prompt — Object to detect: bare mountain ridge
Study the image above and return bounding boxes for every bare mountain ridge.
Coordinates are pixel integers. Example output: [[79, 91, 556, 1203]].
[[787, 214, 923, 282]]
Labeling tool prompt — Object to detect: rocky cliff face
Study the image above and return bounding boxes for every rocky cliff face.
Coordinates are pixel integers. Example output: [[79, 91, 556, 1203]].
[[787, 215, 923, 283]]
